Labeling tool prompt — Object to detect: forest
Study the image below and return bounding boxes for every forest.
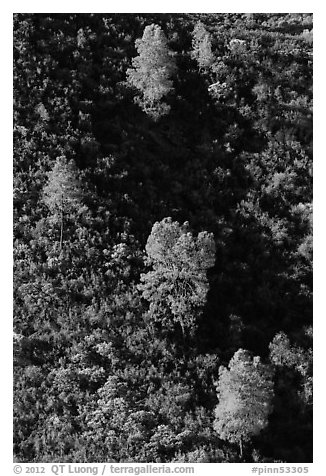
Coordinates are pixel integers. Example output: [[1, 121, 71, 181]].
[[13, 13, 313, 463]]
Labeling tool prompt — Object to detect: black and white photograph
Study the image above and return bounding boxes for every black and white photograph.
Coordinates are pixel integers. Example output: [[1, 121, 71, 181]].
[[12, 7, 314, 468]]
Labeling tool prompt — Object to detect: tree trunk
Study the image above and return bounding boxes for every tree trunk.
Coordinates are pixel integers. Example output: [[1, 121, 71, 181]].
[[239, 438, 243, 459], [60, 196, 64, 251], [180, 320, 186, 343]]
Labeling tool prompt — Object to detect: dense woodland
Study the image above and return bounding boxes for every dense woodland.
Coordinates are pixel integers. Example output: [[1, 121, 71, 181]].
[[13, 13, 313, 463]]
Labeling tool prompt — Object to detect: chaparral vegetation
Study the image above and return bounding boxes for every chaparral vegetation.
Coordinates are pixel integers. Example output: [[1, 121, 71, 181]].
[[14, 13, 312, 463]]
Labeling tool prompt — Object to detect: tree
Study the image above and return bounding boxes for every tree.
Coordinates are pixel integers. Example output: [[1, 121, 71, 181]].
[[138, 217, 215, 336], [126, 24, 176, 120], [42, 157, 84, 250], [214, 349, 274, 458], [191, 21, 214, 71], [269, 329, 312, 405]]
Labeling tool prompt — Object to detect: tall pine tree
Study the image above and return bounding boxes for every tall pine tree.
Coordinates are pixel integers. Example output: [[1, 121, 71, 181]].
[[138, 217, 215, 336], [42, 157, 84, 250], [126, 24, 176, 120], [214, 349, 274, 459]]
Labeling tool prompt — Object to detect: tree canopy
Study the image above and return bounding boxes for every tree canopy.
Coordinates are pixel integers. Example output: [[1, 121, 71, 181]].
[[138, 217, 215, 335], [214, 349, 274, 458], [126, 23, 176, 119], [191, 21, 214, 71]]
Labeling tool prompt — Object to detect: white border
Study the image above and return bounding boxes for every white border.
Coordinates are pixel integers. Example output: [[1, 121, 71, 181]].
[[2, 2, 323, 473]]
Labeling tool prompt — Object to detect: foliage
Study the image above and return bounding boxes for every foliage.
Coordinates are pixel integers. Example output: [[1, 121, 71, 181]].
[[42, 156, 87, 250], [138, 218, 215, 335], [269, 329, 312, 405], [43, 157, 83, 215], [214, 349, 274, 457], [191, 21, 215, 71], [126, 24, 176, 120], [13, 13, 312, 463]]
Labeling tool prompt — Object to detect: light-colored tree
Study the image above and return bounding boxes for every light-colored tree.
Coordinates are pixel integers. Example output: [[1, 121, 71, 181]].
[[214, 349, 274, 458], [126, 24, 176, 120], [191, 22, 214, 71], [42, 157, 84, 249], [138, 217, 215, 336]]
